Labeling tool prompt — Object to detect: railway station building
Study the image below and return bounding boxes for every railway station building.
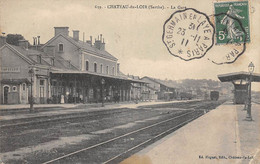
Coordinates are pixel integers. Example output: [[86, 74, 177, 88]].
[[0, 27, 144, 104]]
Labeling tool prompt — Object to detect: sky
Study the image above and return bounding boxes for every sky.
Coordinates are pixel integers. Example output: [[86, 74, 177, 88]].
[[0, 0, 259, 90]]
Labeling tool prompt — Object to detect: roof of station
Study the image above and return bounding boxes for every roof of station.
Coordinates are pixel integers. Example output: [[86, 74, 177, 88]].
[[51, 70, 146, 84], [42, 34, 118, 61], [218, 71, 260, 82], [141, 76, 177, 89], [3, 44, 78, 71], [1, 78, 30, 84]]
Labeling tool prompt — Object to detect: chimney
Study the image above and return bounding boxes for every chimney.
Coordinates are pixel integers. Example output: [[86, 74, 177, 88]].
[[33, 37, 37, 45], [86, 36, 93, 46], [18, 40, 29, 49], [37, 36, 40, 45], [45, 45, 56, 57], [94, 34, 105, 51], [73, 30, 79, 41], [54, 27, 69, 36], [0, 36, 6, 47], [117, 63, 120, 75]]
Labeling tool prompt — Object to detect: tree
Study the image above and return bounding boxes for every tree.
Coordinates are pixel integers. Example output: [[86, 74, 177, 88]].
[[6, 34, 25, 46]]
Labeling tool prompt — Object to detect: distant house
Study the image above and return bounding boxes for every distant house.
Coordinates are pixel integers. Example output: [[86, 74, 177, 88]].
[[127, 75, 142, 101], [141, 76, 177, 101]]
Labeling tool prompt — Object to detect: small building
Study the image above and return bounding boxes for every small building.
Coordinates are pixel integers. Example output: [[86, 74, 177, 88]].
[[218, 71, 260, 104], [141, 76, 177, 101]]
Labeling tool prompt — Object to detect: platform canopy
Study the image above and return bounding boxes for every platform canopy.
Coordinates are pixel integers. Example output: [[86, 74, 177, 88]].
[[218, 71, 260, 82], [51, 70, 146, 84]]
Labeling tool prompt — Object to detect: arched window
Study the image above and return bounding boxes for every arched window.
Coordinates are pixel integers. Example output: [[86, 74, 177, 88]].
[[100, 64, 103, 73], [106, 66, 109, 74], [112, 67, 115, 75], [94, 63, 97, 72], [22, 83, 26, 90], [85, 61, 89, 71], [3, 85, 10, 104]]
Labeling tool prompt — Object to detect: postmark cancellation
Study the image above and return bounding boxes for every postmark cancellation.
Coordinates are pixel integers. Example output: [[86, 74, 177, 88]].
[[163, 8, 215, 61]]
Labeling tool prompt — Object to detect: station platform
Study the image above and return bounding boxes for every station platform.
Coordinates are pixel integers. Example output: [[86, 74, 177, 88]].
[[0, 100, 198, 121], [122, 102, 260, 164], [0, 100, 193, 111]]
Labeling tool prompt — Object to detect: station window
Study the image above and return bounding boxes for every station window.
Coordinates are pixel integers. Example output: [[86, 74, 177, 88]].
[[106, 66, 109, 74], [58, 43, 64, 52], [85, 61, 89, 71], [100, 64, 103, 73], [52, 81, 57, 86], [37, 55, 42, 64], [94, 63, 97, 72], [112, 67, 115, 75], [51, 58, 55, 66], [22, 83, 26, 90], [40, 80, 45, 86], [12, 86, 17, 92]]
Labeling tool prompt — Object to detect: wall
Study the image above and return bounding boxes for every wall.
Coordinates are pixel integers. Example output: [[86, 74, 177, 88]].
[[83, 52, 117, 75], [43, 35, 80, 69], [43, 35, 118, 76], [0, 46, 31, 80], [0, 46, 50, 104], [141, 77, 160, 91]]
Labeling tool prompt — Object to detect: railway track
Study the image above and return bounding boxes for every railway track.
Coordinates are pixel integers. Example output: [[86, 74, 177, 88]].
[[0, 100, 214, 129], [0, 100, 226, 163], [0, 108, 147, 129], [42, 110, 204, 164]]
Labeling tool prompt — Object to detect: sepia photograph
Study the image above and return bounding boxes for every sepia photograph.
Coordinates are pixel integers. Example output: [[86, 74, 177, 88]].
[[0, 0, 259, 163]]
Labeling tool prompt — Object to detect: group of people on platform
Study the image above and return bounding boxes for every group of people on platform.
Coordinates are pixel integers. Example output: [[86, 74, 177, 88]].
[[47, 92, 142, 104]]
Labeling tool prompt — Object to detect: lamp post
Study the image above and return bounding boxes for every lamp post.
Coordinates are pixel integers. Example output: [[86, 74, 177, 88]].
[[246, 62, 254, 121], [243, 77, 249, 111], [101, 78, 105, 107], [28, 68, 34, 112]]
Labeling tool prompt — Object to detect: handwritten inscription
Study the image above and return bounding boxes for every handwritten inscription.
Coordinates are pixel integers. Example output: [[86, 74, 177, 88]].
[[163, 8, 214, 61]]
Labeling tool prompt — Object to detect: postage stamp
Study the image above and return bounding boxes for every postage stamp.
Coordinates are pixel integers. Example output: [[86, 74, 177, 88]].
[[214, 1, 250, 44], [162, 8, 215, 61]]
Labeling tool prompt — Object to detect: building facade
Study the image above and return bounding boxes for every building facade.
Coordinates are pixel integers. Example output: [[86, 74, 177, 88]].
[[141, 77, 177, 101], [0, 41, 53, 104], [0, 27, 144, 104]]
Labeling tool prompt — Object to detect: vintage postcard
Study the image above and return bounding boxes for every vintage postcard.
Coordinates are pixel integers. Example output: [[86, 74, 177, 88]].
[[0, 0, 259, 163]]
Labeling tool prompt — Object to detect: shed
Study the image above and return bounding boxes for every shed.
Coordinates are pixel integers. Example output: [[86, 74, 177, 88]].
[[218, 71, 260, 104]]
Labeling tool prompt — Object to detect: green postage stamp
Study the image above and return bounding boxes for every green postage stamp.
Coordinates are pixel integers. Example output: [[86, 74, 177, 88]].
[[214, 1, 250, 44]]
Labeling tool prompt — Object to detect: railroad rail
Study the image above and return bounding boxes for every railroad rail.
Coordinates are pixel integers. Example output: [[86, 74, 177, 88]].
[[0, 108, 131, 129], [0, 100, 215, 129], [42, 110, 204, 164]]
